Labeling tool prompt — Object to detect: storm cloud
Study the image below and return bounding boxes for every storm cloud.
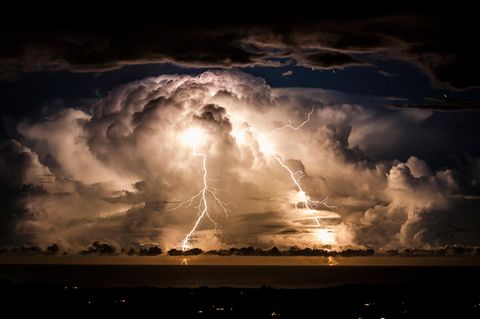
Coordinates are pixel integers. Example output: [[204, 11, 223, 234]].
[[1, 71, 479, 251], [2, 13, 480, 90]]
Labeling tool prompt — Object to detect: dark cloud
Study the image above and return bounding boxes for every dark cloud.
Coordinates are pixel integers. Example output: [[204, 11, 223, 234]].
[[377, 70, 397, 77], [295, 51, 368, 69], [0, 26, 266, 79], [389, 97, 480, 111], [80, 241, 117, 255], [0, 140, 48, 245], [1, 14, 479, 90], [195, 104, 232, 131]]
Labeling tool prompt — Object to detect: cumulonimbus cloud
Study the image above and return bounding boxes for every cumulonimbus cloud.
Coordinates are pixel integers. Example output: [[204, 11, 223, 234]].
[[1, 71, 479, 251]]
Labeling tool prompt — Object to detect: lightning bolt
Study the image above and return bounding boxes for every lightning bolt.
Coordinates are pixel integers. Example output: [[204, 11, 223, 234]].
[[267, 106, 315, 136], [267, 106, 336, 227], [272, 153, 335, 226], [169, 136, 231, 251], [171, 105, 334, 250], [239, 105, 336, 226]]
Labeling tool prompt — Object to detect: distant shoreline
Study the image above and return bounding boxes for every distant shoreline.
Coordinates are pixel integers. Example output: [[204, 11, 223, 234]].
[[1, 263, 480, 289], [1, 255, 480, 266]]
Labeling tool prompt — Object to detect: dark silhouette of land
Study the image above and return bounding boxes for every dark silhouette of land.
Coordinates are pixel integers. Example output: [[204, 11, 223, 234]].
[[168, 246, 375, 257], [1, 264, 479, 316], [3, 242, 479, 257], [0, 279, 479, 317]]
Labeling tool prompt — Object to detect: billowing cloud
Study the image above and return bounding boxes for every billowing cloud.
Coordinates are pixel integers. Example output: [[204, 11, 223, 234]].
[[1, 71, 479, 251], [0, 140, 50, 244]]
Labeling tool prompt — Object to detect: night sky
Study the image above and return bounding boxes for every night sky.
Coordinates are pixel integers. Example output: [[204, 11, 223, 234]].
[[1, 6, 480, 253]]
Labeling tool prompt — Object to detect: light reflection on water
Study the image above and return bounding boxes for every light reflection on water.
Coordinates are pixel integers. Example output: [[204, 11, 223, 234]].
[[1, 255, 480, 266], [0, 262, 479, 288]]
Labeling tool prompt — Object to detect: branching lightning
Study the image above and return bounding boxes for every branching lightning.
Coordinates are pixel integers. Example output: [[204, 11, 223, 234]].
[[237, 106, 336, 226], [171, 105, 335, 250], [169, 128, 231, 251], [267, 106, 336, 229], [272, 153, 335, 226], [267, 106, 315, 136]]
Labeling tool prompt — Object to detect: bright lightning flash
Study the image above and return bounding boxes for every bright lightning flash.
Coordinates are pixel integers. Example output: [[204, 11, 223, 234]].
[[272, 154, 335, 227], [173, 106, 335, 250], [316, 228, 335, 245], [169, 127, 231, 251], [182, 127, 204, 146], [258, 134, 275, 155], [234, 106, 336, 229]]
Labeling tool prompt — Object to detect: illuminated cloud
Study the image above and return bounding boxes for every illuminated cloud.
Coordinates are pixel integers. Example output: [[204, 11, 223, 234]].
[[1, 71, 479, 251]]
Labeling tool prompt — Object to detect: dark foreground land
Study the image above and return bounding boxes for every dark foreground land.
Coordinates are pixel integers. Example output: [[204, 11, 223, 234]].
[[0, 265, 479, 317], [0, 282, 479, 318]]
